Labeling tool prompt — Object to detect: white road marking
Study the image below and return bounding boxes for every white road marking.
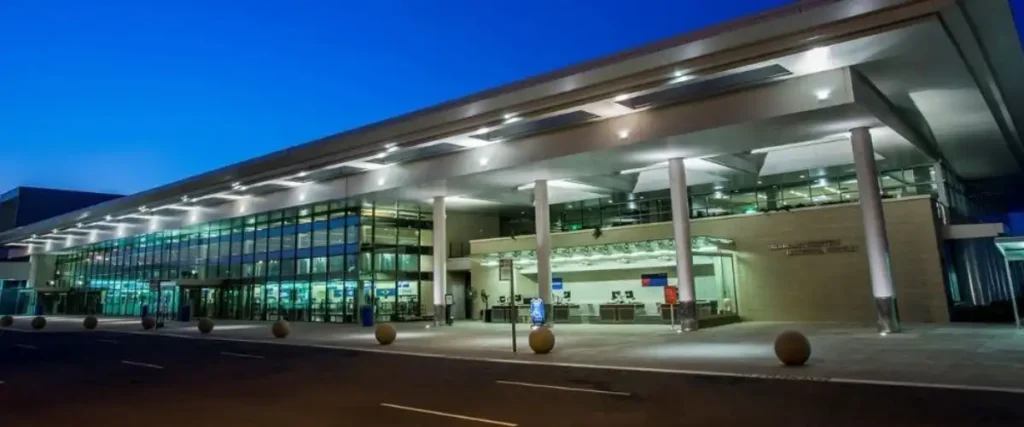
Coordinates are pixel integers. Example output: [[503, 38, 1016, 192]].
[[110, 330, 1024, 395], [96, 339, 118, 344], [14, 344, 37, 350], [220, 351, 264, 359], [380, 403, 517, 426], [121, 360, 164, 370], [496, 380, 631, 396]]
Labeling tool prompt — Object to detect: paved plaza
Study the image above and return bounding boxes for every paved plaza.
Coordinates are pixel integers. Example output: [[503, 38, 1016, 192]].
[[6, 316, 1024, 392]]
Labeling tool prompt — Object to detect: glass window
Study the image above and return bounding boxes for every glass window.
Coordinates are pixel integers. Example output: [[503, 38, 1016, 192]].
[[312, 256, 328, 274], [298, 232, 311, 249], [313, 228, 328, 248]]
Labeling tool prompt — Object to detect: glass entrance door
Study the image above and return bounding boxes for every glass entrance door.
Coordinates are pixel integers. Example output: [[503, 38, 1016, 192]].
[[219, 287, 248, 319]]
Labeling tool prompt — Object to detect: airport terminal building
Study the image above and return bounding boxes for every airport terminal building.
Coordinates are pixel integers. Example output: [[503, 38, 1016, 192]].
[[3, 0, 1023, 332]]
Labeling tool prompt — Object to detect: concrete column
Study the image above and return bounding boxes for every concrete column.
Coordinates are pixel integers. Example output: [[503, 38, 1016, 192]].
[[668, 158, 698, 331], [432, 196, 447, 326], [851, 127, 900, 334], [534, 180, 552, 325]]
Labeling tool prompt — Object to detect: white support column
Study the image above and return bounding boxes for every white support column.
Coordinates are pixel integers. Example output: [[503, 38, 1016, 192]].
[[851, 127, 900, 334], [534, 179, 553, 325], [668, 158, 698, 331], [432, 196, 448, 326]]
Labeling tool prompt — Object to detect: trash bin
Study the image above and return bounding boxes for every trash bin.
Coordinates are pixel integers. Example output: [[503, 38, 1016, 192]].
[[141, 305, 149, 318], [360, 305, 374, 327]]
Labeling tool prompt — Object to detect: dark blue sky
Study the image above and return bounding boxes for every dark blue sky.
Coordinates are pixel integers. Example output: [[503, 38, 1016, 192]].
[[1, 1, 1020, 196]]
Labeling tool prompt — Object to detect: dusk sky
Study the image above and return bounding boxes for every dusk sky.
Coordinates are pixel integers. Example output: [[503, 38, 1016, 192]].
[[1, 1, 1020, 196]]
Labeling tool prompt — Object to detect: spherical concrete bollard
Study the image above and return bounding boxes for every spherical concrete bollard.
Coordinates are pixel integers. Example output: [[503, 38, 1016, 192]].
[[0, 315, 13, 328], [272, 319, 291, 338], [774, 330, 811, 366], [528, 326, 556, 354], [31, 316, 47, 330], [141, 316, 156, 330], [375, 323, 396, 345], [83, 316, 98, 330], [197, 317, 214, 334]]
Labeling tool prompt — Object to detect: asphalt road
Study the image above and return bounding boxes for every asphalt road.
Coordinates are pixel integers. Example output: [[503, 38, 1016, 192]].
[[1, 330, 1022, 426]]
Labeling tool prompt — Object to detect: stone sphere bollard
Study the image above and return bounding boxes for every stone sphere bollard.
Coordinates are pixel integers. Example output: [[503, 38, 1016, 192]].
[[774, 330, 811, 366], [197, 317, 214, 334], [272, 319, 291, 338], [375, 323, 396, 345], [83, 316, 99, 330], [0, 315, 13, 327], [141, 316, 156, 330], [528, 326, 556, 354], [31, 316, 47, 330]]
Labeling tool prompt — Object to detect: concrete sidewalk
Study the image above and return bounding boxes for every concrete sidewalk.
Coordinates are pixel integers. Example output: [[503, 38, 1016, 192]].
[[6, 315, 1024, 392]]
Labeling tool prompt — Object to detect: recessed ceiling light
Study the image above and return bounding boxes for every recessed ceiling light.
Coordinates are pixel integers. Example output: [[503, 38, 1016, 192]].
[[799, 175, 806, 178], [613, 94, 629, 102], [815, 89, 831, 101], [387, 146, 399, 153], [503, 116, 522, 124], [375, 152, 386, 159], [31, 234, 37, 239], [298, 171, 307, 177], [139, 206, 147, 212], [479, 157, 489, 166], [52, 229, 58, 233], [758, 180, 763, 184], [377, 178, 385, 186], [233, 182, 241, 187], [617, 129, 631, 139], [77, 222, 83, 228], [673, 70, 684, 78], [474, 127, 491, 135], [299, 193, 306, 201], [105, 215, 113, 221]]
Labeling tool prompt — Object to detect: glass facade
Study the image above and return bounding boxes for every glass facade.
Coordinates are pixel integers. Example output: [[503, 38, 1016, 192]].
[[478, 237, 739, 324], [500, 164, 940, 236], [49, 200, 434, 323]]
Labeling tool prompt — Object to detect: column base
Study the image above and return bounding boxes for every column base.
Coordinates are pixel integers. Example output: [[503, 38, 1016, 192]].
[[677, 301, 699, 332], [434, 304, 445, 326], [875, 296, 900, 335]]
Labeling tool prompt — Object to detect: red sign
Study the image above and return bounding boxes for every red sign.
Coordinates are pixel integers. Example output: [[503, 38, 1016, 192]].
[[663, 286, 679, 305]]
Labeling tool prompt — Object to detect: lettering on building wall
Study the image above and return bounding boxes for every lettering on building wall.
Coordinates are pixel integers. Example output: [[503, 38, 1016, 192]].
[[768, 239, 858, 256]]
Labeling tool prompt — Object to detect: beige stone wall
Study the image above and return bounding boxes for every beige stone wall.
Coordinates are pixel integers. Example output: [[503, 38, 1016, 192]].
[[469, 196, 949, 323]]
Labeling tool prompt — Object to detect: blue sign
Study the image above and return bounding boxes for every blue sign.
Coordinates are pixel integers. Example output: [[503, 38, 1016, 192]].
[[641, 273, 669, 287], [530, 298, 546, 325], [552, 277, 563, 291]]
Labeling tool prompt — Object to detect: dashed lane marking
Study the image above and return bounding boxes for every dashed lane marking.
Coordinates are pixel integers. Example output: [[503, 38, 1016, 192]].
[[496, 380, 631, 396], [120, 360, 164, 370], [220, 351, 265, 359], [380, 403, 517, 426]]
